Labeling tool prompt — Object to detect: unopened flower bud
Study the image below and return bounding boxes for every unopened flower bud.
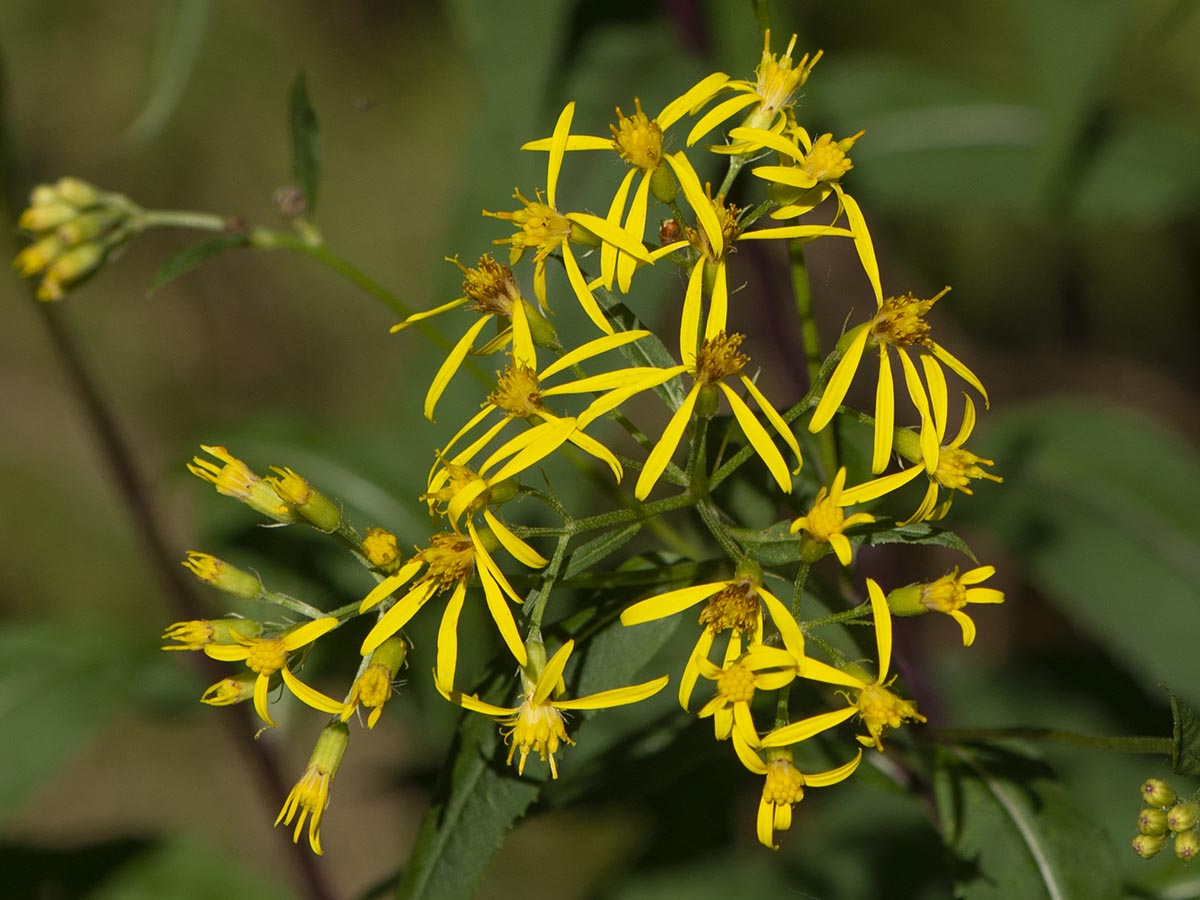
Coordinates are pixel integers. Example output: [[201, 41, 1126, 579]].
[[13, 234, 63, 277], [1168, 802, 1199, 833], [42, 243, 104, 292], [1132, 832, 1168, 859], [188, 445, 298, 524], [886, 583, 927, 617], [362, 527, 403, 573], [19, 202, 78, 232], [56, 211, 119, 247], [182, 551, 262, 600], [1138, 808, 1169, 836], [1175, 828, 1200, 863], [1142, 778, 1176, 808], [201, 671, 258, 706], [162, 617, 262, 651], [55, 176, 101, 209], [892, 427, 923, 466], [267, 466, 342, 532], [650, 163, 678, 204]]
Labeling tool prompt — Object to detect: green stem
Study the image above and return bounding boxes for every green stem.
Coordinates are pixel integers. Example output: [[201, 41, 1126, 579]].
[[791, 561, 810, 617], [258, 591, 326, 620], [139, 209, 229, 231], [527, 533, 572, 631], [928, 728, 1171, 756], [790, 240, 838, 480]]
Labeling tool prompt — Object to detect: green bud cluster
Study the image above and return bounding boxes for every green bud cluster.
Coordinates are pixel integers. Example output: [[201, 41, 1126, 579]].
[[1133, 778, 1200, 863], [13, 177, 139, 301]]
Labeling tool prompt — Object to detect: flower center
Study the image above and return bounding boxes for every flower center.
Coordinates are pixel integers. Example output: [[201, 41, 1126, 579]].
[[934, 446, 1000, 492], [869, 293, 935, 347], [459, 254, 523, 316], [716, 660, 756, 704], [246, 636, 288, 675], [753, 34, 819, 120], [698, 580, 761, 635], [486, 190, 572, 263], [694, 331, 749, 384], [505, 695, 573, 778], [610, 98, 663, 172], [685, 194, 741, 261], [488, 363, 544, 418], [762, 758, 806, 806], [803, 492, 845, 542], [420, 534, 476, 588], [803, 131, 862, 182], [920, 570, 967, 613], [356, 663, 393, 709], [854, 682, 925, 750]]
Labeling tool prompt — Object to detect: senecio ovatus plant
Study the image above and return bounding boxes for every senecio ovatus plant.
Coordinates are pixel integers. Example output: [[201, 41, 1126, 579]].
[[18, 34, 1014, 856]]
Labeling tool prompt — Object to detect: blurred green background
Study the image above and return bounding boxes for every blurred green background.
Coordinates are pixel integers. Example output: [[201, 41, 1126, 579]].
[[3, 1, 1200, 898]]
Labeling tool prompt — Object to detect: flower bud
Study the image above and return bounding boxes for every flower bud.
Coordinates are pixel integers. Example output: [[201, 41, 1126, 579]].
[[267, 466, 342, 532], [55, 176, 101, 209], [361, 527, 403, 574], [649, 163, 678, 204], [885, 583, 927, 617], [1168, 802, 1199, 833], [42, 243, 104, 291], [1132, 832, 1167, 859], [201, 671, 258, 706], [342, 635, 408, 729], [56, 211, 119, 247], [13, 234, 63, 277], [276, 721, 350, 855], [892, 427, 923, 466], [1138, 807, 1169, 836], [524, 300, 561, 350], [188, 445, 298, 524], [1141, 778, 1176, 808], [182, 551, 262, 600], [19, 202, 78, 232], [162, 617, 262, 651], [1175, 828, 1200, 863]]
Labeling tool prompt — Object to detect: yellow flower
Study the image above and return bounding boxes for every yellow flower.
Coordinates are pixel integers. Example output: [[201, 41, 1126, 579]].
[[839, 393, 1002, 524], [695, 645, 800, 750], [358, 521, 537, 687], [200, 672, 257, 707], [181, 551, 262, 599], [436, 329, 665, 485], [733, 743, 863, 849], [789, 467, 876, 566], [203, 617, 343, 727], [485, 102, 653, 335], [620, 575, 806, 712], [808, 288, 989, 474], [436, 638, 668, 779], [391, 255, 558, 421], [161, 617, 261, 651], [341, 635, 408, 729], [635, 332, 802, 500], [763, 579, 925, 752], [522, 74, 729, 293], [276, 722, 349, 855], [187, 445, 299, 523], [687, 31, 822, 151], [361, 527, 403, 574], [899, 566, 1005, 646]]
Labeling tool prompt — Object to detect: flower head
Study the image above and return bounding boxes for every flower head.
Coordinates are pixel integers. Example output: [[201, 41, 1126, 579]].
[[764, 579, 925, 752], [635, 332, 802, 500], [695, 645, 799, 749], [809, 289, 989, 474], [188, 445, 298, 523], [342, 635, 408, 729], [789, 467, 876, 566], [275, 722, 349, 855], [888, 566, 1005, 646], [734, 743, 863, 849], [203, 617, 342, 726], [437, 638, 668, 779]]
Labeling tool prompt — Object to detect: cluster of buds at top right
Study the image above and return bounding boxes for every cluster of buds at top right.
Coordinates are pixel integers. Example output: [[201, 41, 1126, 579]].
[[1133, 778, 1200, 863], [13, 177, 138, 301]]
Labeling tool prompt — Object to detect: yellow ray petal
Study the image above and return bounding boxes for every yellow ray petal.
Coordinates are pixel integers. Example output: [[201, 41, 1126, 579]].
[[281, 666, 344, 715], [635, 383, 700, 500], [390, 296, 469, 332], [721, 384, 791, 493], [556, 674, 670, 711], [533, 640, 575, 705], [361, 581, 436, 655], [804, 749, 864, 787], [930, 341, 989, 408], [665, 151, 723, 258], [809, 323, 870, 433], [866, 578, 892, 681], [360, 562, 422, 613], [566, 212, 654, 262], [425, 316, 492, 421], [840, 191, 881, 304], [602, 168, 637, 290], [563, 245, 614, 335], [540, 329, 651, 380], [739, 374, 802, 471], [686, 92, 758, 146], [618, 172, 653, 293], [484, 508, 548, 568], [479, 574, 527, 668], [760, 706, 858, 748], [565, 428, 623, 482], [576, 366, 684, 430], [520, 134, 613, 152], [509, 297, 536, 369], [750, 165, 818, 190], [704, 259, 729, 340], [872, 344, 895, 474], [283, 616, 340, 650], [621, 582, 724, 625], [680, 263, 705, 364], [730, 126, 805, 160], [658, 72, 729, 130], [546, 102, 574, 209]]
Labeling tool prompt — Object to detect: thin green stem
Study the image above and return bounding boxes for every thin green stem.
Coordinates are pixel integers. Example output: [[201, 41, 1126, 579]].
[[139, 209, 229, 231], [259, 591, 326, 620], [928, 728, 1171, 756], [791, 561, 810, 617], [527, 533, 572, 631]]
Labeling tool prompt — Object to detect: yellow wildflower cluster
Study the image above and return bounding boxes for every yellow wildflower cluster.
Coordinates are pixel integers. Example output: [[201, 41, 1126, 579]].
[[16, 27, 1010, 859]]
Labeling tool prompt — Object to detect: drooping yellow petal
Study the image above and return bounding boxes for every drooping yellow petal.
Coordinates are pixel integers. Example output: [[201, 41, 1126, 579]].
[[447, 477, 489, 525], [280, 666, 344, 715], [680, 629, 714, 712], [873, 345, 896, 474], [828, 532, 853, 567], [721, 383, 791, 493], [686, 92, 758, 146], [665, 151, 723, 258], [704, 259, 729, 340], [282, 616, 339, 651], [563, 245, 614, 334], [739, 374, 802, 472], [866, 578, 892, 681], [801, 656, 867, 689], [750, 165, 818, 191], [436, 681, 516, 718], [509, 297, 536, 369], [950, 609, 977, 647], [680, 263, 705, 364], [253, 673, 276, 727], [439, 403, 503, 464], [576, 366, 682, 429], [635, 382, 701, 500], [469, 519, 524, 608], [896, 348, 939, 471], [730, 126, 804, 160], [425, 316, 492, 422], [602, 168, 637, 290], [483, 508, 548, 568], [479, 573, 527, 669], [390, 296, 469, 332], [837, 465, 922, 506], [565, 428, 624, 482], [540, 329, 651, 380], [952, 394, 977, 448], [555, 674, 670, 711], [361, 581, 437, 655], [534, 640, 575, 705], [565, 211, 654, 262], [921, 352, 948, 438], [542, 366, 661, 397], [546, 102, 574, 209], [804, 749, 864, 787], [930, 341, 989, 408], [735, 734, 768, 774], [736, 224, 852, 241], [840, 191, 881, 304], [484, 417, 578, 484], [760, 706, 858, 747], [809, 323, 870, 433], [658, 72, 730, 130], [758, 587, 805, 658], [618, 172, 653, 293], [360, 563, 422, 613], [203, 643, 251, 662], [621, 582, 724, 625]]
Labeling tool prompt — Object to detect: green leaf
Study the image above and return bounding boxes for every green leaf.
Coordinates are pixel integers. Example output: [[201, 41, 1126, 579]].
[[148, 233, 249, 294], [0, 621, 151, 825], [563, 523, 643, 579], [859, 520, 978, 560], [288, 71, 321, 214], [1171, 694, 1200, 777], [733, 520, 801, 567], [934, 743, 1121, 900], [968, 402, 1200, 710]]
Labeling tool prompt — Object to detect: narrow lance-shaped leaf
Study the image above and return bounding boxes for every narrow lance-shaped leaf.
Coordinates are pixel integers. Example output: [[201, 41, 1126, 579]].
[[288, 71, 321, 214], [148, 233, 249, 295]]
